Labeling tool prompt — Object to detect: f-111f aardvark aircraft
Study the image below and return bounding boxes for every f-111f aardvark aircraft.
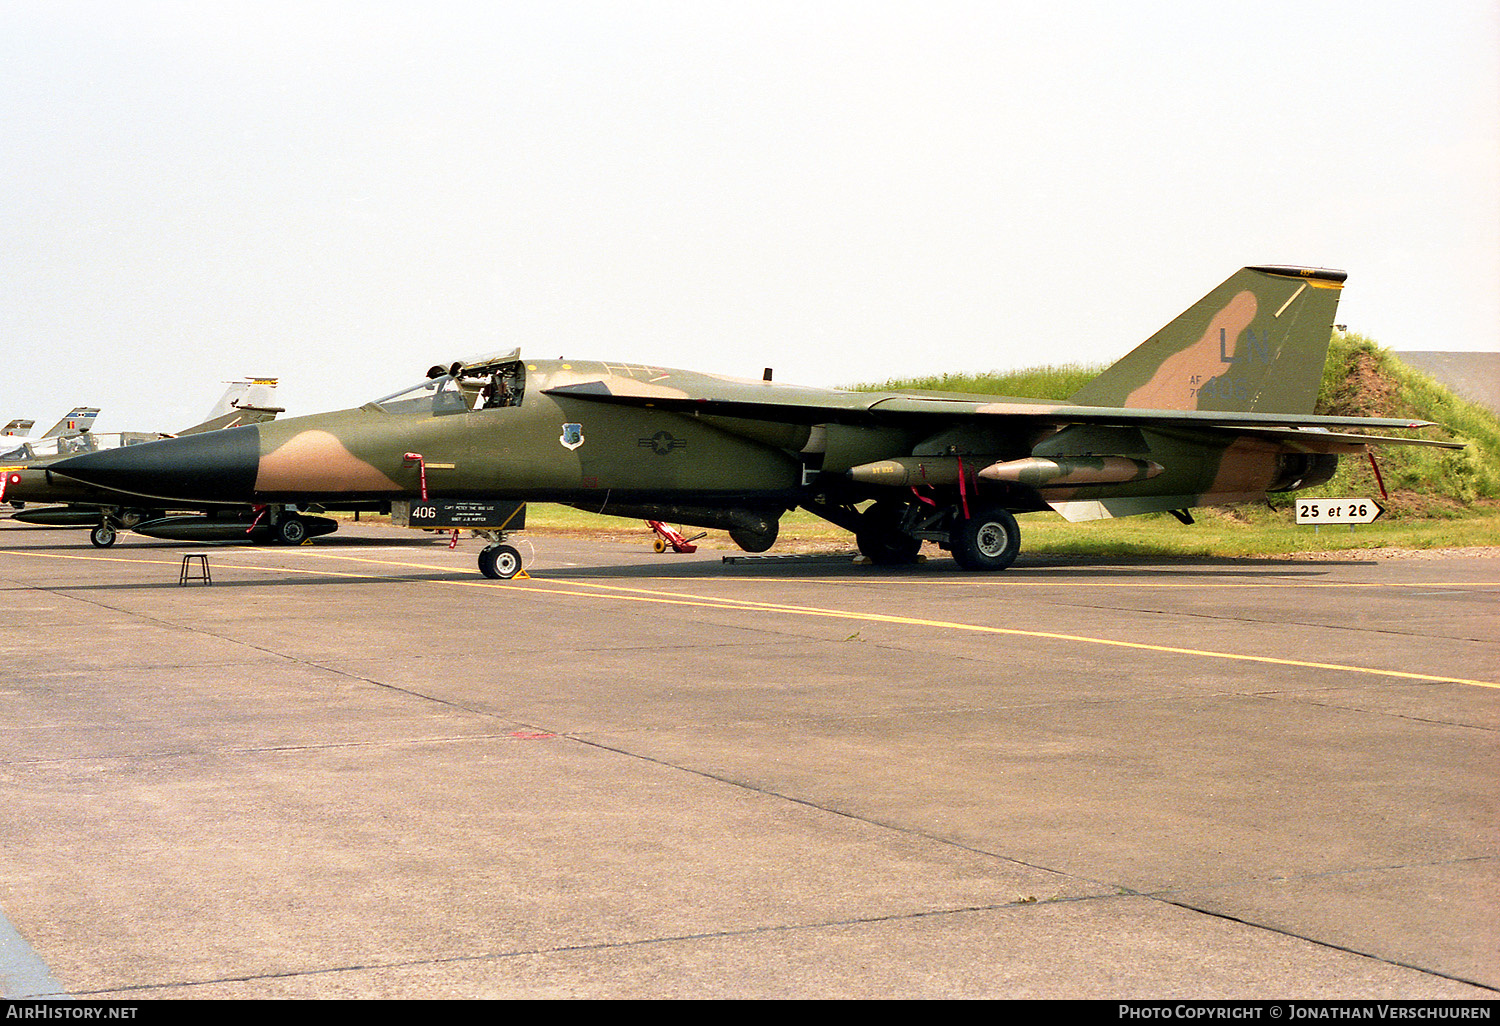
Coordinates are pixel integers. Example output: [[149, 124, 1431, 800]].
[[46, 266, 1461, 577]]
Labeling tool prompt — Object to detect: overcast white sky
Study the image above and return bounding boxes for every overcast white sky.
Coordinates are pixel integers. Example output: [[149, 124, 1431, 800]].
[[2, 0, 1497, 429]]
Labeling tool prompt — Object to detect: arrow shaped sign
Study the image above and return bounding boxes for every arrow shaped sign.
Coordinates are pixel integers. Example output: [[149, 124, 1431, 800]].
[[1295, 498, 1385, 525]]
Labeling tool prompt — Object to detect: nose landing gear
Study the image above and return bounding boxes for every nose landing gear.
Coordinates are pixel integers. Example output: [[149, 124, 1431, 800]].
[[391, 499, 529, 580], [478, 542, 524, 580]]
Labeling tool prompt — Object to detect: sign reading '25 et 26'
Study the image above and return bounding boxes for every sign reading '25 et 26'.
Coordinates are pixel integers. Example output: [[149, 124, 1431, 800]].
[[1295, 498, 1385, 525]]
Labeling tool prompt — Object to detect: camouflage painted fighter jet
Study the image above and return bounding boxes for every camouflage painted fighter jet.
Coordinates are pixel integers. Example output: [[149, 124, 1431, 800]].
[[44, 266, 1461, 576]]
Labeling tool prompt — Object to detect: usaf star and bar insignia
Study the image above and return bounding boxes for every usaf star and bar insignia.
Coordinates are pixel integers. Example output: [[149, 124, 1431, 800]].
[[558, 426, 686, 456], [638, 431, 686, 456]]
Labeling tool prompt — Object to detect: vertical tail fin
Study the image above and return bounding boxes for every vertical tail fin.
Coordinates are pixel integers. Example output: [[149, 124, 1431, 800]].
[[1068, 266, 1345, 414], [2, 419, 36, 436], [39, 407, 100, 438]]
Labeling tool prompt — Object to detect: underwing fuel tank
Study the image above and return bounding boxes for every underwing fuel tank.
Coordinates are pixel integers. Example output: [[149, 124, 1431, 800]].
[[133, 514, 338, 543], [847, 455, 1164, 489], [978, 457, 1164, 488], [10, 506, 104, 527]]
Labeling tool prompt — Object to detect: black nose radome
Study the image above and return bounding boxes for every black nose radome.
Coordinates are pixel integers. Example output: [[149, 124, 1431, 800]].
[[49, 426, 261, 504]]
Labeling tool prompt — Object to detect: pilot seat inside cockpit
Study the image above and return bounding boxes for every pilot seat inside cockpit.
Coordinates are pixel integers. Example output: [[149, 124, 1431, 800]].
[[481, 362, 525, 409]]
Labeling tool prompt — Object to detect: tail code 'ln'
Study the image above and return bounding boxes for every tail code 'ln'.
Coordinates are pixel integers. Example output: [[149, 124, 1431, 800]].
[[1068, 265, 1346, 415]]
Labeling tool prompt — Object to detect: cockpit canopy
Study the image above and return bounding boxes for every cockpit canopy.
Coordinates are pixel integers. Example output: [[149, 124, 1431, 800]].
[[365, 352, 526, 416]]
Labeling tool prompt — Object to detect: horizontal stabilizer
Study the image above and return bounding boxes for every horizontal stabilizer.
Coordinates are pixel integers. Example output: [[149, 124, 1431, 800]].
[[1047, 494, 1252, 522], [1228, 426, 1466, 452]]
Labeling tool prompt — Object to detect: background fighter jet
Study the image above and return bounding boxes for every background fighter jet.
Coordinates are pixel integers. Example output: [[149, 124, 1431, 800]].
[[0, 407, 100, 462], [48, 266, 1462, 577], [2, 379, 284, 547]]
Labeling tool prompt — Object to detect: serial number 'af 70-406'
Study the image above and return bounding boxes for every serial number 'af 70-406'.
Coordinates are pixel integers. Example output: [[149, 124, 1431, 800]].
[[45, 266, 1462, 578]]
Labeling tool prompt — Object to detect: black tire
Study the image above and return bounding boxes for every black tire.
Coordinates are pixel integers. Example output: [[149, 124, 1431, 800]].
[[275, 515, 308, 545], [950, 506, 1020, 571], [855, 501, 921, 565], [728, 519, 778, 553], [90, 523, 117, 548], [478, 544, 522, 580]]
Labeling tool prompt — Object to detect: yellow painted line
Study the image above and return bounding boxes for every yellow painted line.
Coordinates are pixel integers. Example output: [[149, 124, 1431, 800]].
[[594, 578, 1500, 589], [0, 547, 416, 582], [0, 550, 162, 568], [4, 546, 1497, 689], [483, 576, 1500, 690], [242, 550, 1500, 690]]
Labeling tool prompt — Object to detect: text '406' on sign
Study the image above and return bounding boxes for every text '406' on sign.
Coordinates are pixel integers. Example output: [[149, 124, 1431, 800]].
[[391, 500, 527, 530], [1295, 498, 1385, 525]]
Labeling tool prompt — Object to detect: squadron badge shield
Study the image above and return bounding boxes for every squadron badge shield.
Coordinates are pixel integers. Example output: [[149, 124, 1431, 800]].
[[559, 423, 585, 451]]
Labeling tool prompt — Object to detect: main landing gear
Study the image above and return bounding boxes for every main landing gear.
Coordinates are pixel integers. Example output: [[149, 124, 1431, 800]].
[[855, 501, 923, 565], [254, 508, 336, 546], [948, 506, 1021, 571], [270, 513, 308, 545], [817, 497, 1023, 571]]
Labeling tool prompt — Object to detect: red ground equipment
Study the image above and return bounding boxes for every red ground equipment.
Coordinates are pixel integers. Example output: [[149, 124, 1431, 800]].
[[646, 520, 707, 554]]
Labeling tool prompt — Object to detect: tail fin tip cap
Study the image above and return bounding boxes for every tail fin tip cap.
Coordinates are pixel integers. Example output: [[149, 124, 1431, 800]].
[[1247, 265, 1348, 284]]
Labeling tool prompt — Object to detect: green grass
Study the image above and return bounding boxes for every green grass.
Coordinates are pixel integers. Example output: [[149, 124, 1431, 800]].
[[850, 363, 1102, 400], [1013, 505, 1500, 558], [520, 501, 1500, 557]]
